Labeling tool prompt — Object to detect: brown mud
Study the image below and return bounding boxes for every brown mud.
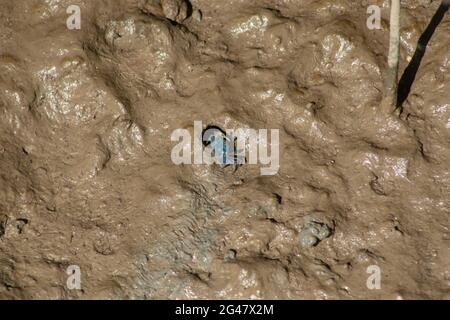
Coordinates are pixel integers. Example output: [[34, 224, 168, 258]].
[[0, 0, 449, 299]]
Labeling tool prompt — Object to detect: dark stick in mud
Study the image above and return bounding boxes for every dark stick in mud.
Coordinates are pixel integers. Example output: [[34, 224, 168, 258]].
[[397, 0, 450, 109]]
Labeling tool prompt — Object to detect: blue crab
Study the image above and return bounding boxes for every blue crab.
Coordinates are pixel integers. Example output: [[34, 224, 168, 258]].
[[202, 125, 245, 170]]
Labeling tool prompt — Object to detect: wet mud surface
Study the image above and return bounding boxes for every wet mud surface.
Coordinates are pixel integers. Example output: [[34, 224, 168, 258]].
[[0, 0, 449, 299]]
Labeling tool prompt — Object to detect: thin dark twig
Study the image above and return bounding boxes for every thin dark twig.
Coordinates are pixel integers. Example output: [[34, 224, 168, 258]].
[[396, 1, 450, 110]]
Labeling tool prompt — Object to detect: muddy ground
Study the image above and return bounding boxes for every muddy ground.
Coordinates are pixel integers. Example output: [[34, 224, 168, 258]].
[[0, 0, 449, 299]]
